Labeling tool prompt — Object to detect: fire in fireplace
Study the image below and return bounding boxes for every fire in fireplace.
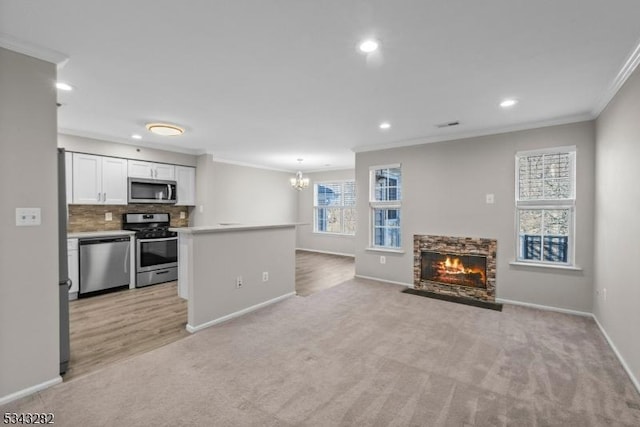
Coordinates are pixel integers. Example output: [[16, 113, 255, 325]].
[[420, 251, 487, 289]]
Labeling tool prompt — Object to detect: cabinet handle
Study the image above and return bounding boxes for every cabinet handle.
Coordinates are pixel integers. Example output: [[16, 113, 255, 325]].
[[103, 192, 106, 202], [150, 169, 153, 178]]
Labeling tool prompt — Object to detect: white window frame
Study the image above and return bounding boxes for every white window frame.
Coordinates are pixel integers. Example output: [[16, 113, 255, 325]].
[[515, 146, 576, 267], [369, 164, 402, 251], [313, 180, 356, 236]]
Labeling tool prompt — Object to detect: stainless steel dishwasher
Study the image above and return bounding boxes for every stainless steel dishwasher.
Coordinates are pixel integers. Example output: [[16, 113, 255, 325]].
[[79, 236, 130, 296]]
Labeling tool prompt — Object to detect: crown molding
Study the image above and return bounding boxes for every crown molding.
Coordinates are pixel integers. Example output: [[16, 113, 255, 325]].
[[352, 113, 595, 153], [206, 155, 292, 173], [0, 33, 69, 68], [58, 129, 203, 156], [592, 37, 640, 116]]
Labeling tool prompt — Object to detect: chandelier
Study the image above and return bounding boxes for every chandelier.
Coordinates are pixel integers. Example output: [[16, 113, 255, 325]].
[[290, 159, 310, 190]]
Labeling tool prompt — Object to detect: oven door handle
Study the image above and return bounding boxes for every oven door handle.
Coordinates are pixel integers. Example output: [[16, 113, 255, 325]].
[[137, 237, 178, 243]]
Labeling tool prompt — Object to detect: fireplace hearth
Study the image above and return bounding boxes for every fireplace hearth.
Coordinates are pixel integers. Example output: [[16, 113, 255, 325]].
[[413, 235, 497, 304]]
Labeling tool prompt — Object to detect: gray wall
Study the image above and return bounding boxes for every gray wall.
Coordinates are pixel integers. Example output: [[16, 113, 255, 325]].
[[296, 169, 356, 256], [0, 48, 60, 400], [193, 155, 297, 226], [185, 227, 296, 329], [58, 134, 198, 167], [355, 121, 596, 312], [594, 66, 640, 387]]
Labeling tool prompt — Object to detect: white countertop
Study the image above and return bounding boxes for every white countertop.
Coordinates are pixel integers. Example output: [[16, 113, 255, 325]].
[[169, 223, 300, 235], [68, 230, 136, 239]]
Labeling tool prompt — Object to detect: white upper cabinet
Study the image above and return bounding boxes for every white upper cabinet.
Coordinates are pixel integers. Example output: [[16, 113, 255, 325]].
[[154, 163, 175, 180], [72, 153, 127, 205], [128, 160, 175, 180], [101, 156, 128, 204], [72, 153, 102, 204], [175, 166, 196, 206]]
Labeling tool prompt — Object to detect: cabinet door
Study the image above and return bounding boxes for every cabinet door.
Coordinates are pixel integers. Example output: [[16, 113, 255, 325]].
[[102, 157, 128, 205], [154, 163, 175, 180], [72, 153, 102, 204], [65, 152, 73, 204], [128, 160, 154, 179], [175, 166, 196, 206]]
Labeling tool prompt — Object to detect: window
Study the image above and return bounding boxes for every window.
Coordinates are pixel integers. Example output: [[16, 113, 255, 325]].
[[515, 147, 575, 265], [314, 181, 356, 235], [369, 165, 402, 249]]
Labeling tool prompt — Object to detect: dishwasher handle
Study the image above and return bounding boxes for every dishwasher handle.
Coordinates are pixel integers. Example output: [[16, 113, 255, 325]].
[[79, 237, 130, 245]]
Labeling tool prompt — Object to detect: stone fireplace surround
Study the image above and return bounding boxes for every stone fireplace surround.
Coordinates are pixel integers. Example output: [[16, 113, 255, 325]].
[[413, 234, 497, 303]]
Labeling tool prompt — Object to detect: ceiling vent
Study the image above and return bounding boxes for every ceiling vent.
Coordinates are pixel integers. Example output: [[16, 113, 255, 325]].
[[435, 121, 460, 128]]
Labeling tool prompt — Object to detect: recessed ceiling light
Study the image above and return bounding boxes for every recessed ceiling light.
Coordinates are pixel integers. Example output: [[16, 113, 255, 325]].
[[131, 134, 142, 140], [55, 82, 73, 91], [145, 123, 185, 136], [500, 99, 518, 108], [359, 39, 379, 53], [379, 122, 391, 130]]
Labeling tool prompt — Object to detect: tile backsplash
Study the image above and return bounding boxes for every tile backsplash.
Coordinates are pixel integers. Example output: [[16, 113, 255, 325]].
[[68, 204, 191, 233]]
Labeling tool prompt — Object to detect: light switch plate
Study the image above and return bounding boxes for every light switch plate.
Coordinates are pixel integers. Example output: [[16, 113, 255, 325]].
[[105, 212, 113, 221], [180, 211, 186, 219], [16, 208, 41, 226], [485, 194, 495, 204]]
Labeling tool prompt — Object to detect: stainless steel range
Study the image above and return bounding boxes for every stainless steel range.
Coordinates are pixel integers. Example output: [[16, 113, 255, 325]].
[[122, 213, 177, 287]]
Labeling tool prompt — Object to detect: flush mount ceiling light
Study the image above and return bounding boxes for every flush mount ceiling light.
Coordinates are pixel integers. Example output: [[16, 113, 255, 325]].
[[500, 99, 518, 108], [290, 158, 310, 191], [145, 123, 185, 136], [379, 122, 391, 130], [55, 82, 73, 91], [359, 39, 379, 53]]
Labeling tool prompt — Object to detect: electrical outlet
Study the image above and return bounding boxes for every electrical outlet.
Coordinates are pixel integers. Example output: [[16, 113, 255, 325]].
[[15, 208, 41, 226], [236, 276, 243, 288], [180, 211, 186, 219], [380, 256, 386, 264], [199, 205, 204, 213], [486, 193, 495, 204], [262, 272, 269, 282], [105, 212, 113, 221]]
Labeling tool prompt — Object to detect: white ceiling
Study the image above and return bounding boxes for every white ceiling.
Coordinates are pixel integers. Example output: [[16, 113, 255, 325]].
[[2, 1, 640, 172]]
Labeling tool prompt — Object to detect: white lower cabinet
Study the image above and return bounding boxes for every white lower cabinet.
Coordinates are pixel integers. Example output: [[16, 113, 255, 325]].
[[67, 239, 79, 300]]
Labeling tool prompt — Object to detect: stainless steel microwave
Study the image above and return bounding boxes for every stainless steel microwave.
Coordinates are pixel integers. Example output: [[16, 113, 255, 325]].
[[128, 178, 177, 204]]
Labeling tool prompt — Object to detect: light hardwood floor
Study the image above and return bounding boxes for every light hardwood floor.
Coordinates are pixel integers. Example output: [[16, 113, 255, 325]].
[[66, 282, 188, 381], [65, 250, 354, 381], [295, 250, 355, 297]]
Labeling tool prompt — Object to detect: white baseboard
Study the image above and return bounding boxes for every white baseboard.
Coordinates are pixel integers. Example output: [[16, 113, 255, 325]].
[[186, 292, 296, 333], [354, 274, 414, 288], [0, 376, 62, 406], [495, 298, 592, 317], [296, 248, 355, 258], [592, 314, 640, 395]]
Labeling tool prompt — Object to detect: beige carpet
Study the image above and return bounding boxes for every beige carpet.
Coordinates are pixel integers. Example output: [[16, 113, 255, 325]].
[[3, 278, 640, 426]]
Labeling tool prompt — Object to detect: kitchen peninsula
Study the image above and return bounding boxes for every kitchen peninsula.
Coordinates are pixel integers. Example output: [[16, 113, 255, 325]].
[[170, 224, 297, 332]]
